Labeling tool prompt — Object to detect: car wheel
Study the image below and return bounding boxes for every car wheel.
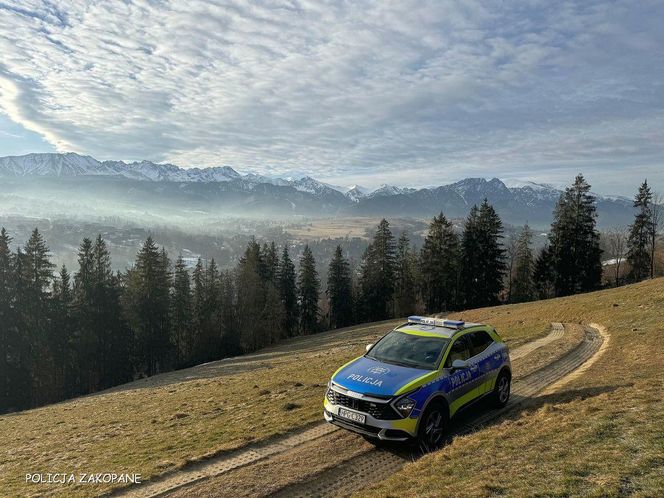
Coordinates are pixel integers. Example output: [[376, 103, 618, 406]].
[[492, 371, 511, 408], [417, 402, 448, 452]]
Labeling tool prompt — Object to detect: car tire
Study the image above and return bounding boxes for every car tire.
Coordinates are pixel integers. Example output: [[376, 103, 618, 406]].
[[492, 370, 511, 408], [417, 401, 448, 452]]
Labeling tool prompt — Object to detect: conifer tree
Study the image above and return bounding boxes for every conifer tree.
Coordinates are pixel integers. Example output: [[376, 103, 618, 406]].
[[460, 205, 482, 308], [237, 240, 267, 350], [219, 270, 239, 355], [460, 201, 505, 308], [191, 258, 206, 362], [22, 229, 55, 404], [203, 258, 221, 359], [298, 245, 320, 334], [627, 180, 654, 282], [533, 245, 555, 299], [420, 213, 460, 313], [50, 265, 74, 398], [278, 245, 298, 337], [359, 219, 396, 321], [394, 233, 417, 316], [327, 245, 353, 329], [511, 225, 535, 303], [122, 237, 172, 376], [548, 174, 602, 296], [0, 228, 17, 410], [171, 256, 193, 366]]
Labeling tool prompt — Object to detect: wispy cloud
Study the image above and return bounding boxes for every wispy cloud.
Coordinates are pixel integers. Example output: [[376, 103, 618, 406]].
[[0, 0, 662, 194]]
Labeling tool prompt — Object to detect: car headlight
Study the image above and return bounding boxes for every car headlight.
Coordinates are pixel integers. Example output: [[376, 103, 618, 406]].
[[326, 383, 335, 404], [393, 397, 416, 418]]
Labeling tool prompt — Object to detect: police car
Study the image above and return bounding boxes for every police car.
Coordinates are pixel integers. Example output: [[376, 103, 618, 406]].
[[323, 316, 511, 448]]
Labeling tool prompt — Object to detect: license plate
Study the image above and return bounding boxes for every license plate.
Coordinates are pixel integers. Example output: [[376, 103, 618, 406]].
[[338, 407, 366, 424]]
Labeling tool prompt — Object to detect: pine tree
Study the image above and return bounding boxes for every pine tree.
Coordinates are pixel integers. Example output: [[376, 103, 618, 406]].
[[278, 245, 298, 337], [262, 241, 279, 283], [191, 258, 206, 362], [327, 245, 353, 329], [394, 233, 417, 316], [0, 228, 17, 410], [548, 174, 602, 296], [533, 246, 555, 300], [460, 202, 505, 308], [50, 265, 74, 399], [236, 240, 267, 350], [627, 180, 654, 282], [171, 256, 193, 366], [358, 219, 396, 321], [122, 237, 172, 376], [420, 213, 460, 313], [202, 258, 221, 360], [22, 229, 55, 404], [298, 245, 320, 334], [511, 225, 535, 303], [219, 270, 239, 355]]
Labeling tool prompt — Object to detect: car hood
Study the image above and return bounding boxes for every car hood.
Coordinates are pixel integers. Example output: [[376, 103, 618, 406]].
[[332, 356, 431, 397]]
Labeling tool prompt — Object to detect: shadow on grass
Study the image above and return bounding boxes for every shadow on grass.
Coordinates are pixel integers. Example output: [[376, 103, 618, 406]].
[[379, 384, 628, 460]]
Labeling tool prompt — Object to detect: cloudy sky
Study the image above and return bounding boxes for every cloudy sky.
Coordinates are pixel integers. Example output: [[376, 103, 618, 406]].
[[0, 0, 662, 194]]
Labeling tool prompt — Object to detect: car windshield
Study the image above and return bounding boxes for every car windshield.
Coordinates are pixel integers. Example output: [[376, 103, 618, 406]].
[[365, 331, 449, 370]]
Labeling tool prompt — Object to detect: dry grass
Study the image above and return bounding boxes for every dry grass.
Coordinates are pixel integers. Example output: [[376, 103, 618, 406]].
[[358, 278, 664, 498], [0, 318, 538, 498]]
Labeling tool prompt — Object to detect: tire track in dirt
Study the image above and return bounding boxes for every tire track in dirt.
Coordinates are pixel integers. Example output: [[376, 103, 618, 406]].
[[110, 322, 570, 498], [268, 324, 603, 498]]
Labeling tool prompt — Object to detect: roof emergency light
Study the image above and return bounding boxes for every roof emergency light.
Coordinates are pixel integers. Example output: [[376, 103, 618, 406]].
[[407, 316, 465, 329]]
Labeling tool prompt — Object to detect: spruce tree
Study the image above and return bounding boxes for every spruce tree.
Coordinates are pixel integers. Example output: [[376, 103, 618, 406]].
[[0, 228, 17, 410], [327, 245, 353, 329], [278, 245, 298, 337], [359, 219, 396, 321], [420, 213, 460, 313], [511, 225, 535, 303], [219, 270, 239, 355], [50, 265, 74, 399], [460, 202, 505, 308], [191, 258, 206, 362], [171, 256, 193, 366], [394, 233, 417, 316], [122, 237, 172, 376], [22, 229, 55, 404], [548, 174, 602, 296], [627, 180, 654, 282], [533, 245, 555, 299], [236, 240, 267, 350], [298, 245, 320, 334]]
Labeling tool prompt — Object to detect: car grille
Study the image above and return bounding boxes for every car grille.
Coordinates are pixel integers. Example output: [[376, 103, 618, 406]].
[[329, 390, 399, 420]]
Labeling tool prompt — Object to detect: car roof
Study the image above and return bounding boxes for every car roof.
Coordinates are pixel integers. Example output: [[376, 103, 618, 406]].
[[395, 321, 485, 339]]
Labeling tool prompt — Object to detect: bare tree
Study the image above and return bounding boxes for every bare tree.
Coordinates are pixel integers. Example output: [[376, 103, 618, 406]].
[[606, 226, 628, 285], [652, 192, 663, 278], [505, 231, 518, 302]]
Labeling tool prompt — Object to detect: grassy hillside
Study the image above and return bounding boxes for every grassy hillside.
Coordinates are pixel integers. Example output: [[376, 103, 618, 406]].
[[2, 279, 661, 497], [359, 278, 664, 497], [0, 317, 543, 498]]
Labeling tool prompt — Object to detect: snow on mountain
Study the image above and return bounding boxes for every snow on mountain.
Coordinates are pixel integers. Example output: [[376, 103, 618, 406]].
[[367, 184, 416, 198], [345, 186, 367, 202]]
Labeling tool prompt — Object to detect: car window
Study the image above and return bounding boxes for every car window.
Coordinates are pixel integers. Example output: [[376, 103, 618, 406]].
[[444, 335, 471, 367], [366, 330, 449, 370], [469, 331, 494, 357]]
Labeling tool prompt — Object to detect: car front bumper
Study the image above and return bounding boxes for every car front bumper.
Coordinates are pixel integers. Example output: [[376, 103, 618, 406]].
[[323, 398, 417, 441]]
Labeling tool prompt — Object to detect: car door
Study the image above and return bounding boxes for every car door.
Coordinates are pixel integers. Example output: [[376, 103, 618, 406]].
[[467, 330, 495, 395], [443, 335, 476, 413]]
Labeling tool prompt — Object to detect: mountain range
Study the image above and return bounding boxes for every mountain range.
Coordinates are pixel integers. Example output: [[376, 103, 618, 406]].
[[0, 152, 634, 228]]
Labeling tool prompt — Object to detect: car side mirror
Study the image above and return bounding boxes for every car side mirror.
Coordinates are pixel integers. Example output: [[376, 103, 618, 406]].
[[365, 343, 374, 352], [451, 359, 468, 370]]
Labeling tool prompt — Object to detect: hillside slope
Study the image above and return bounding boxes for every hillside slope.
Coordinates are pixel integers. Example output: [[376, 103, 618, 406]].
[[359, 278, 664, 497], [1, 279, 662, 497]]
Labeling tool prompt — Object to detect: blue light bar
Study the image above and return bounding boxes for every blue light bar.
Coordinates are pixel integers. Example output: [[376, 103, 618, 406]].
[[407, 316, 465, 329]]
